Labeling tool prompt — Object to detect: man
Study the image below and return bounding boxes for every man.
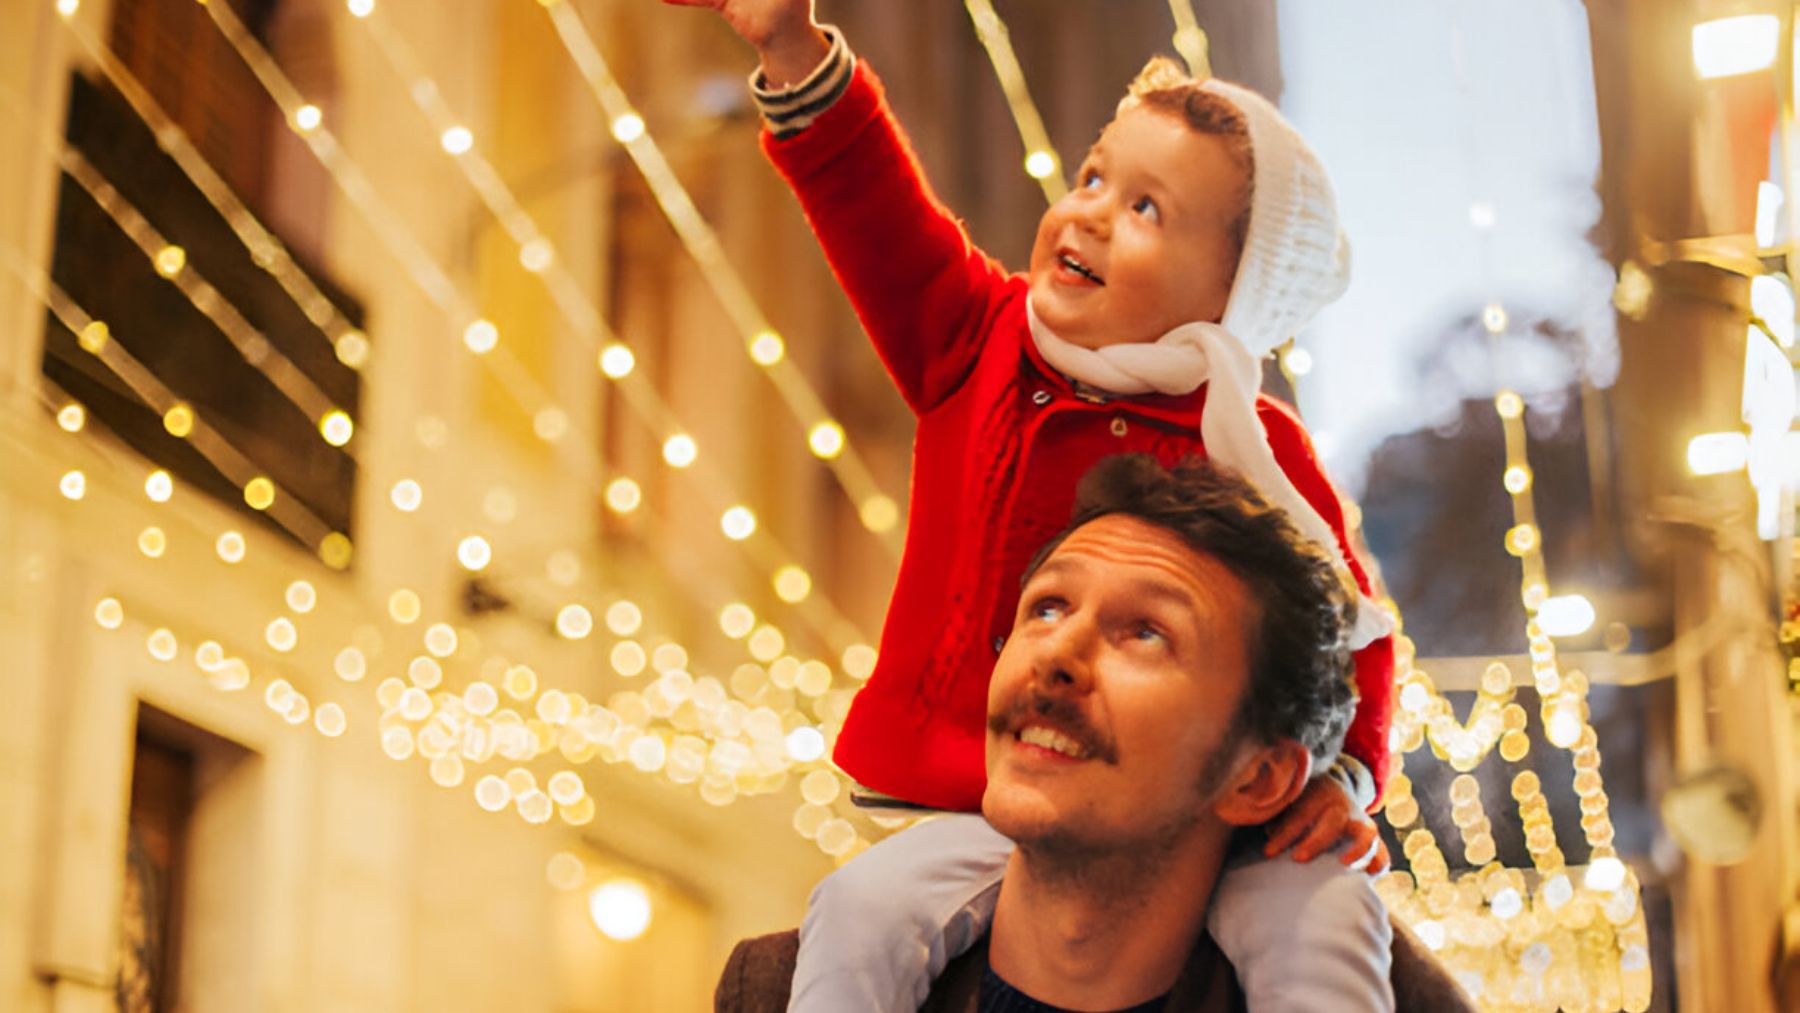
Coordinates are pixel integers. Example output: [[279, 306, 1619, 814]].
[[716, 456, 1472, 1012]]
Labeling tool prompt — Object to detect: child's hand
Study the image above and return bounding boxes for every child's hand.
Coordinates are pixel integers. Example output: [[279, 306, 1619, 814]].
[[662, 0, 828, 87], [1262, 776, 1390, 875]]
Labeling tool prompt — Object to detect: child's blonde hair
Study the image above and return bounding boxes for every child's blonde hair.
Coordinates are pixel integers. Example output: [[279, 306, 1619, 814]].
[[1120, 56, 1255, 261]]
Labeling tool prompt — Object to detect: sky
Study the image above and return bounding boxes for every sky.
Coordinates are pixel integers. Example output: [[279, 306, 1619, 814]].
[[1277, 0, 1617, 491]]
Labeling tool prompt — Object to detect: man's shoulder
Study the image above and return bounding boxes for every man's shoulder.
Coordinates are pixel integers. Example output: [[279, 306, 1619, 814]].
[[714, 930, 800, 1013]]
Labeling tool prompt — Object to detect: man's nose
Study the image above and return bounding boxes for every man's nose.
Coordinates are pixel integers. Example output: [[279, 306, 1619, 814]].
[[1033, 619, 1097, 694]]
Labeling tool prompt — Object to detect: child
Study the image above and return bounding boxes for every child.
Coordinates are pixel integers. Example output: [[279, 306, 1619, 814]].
[[668, 2, 1399, 1009]]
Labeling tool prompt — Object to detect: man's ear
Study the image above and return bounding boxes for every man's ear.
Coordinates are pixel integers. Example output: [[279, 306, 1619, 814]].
[[1212, 739, 1313, 826]]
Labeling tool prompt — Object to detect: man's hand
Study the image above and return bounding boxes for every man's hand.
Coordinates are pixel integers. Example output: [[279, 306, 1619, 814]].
[[1262, 776, 1391, 874], [662, 0, 830, 87]]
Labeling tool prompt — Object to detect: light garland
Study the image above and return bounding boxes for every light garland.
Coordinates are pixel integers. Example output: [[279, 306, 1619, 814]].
[[536, 0, 903, 555], [962, 0, 1067, 202], [184, 0, 868, 658]]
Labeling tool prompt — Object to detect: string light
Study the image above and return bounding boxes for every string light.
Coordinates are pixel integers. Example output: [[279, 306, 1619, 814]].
[[720, 506, 756, 541], [662, 434, 697, 468], [292, 103, 322, 132], [144, 469, 173, 502], [773, 566, 812, 604], [604, 477, 641, 513], [555, 605, 594, 640], [56, 403, 85, 431], [59, 470, 85, 500], [807, 420, 845, 459], [598, 343, 634, 379], [457, 535, 492, 571], [319, 410, 354, 447], [462, 318, 498, 354], [215, 530, 246, 563]]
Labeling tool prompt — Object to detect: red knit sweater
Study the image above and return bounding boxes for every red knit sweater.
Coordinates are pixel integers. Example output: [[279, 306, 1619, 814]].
[[763, 63, 1394, 813]]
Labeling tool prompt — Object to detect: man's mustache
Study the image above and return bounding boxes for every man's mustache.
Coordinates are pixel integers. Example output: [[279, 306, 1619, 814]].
[[987, 689, 1120, 765]]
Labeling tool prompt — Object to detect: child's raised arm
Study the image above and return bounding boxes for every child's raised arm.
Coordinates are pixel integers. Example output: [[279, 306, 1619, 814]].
[[662, 0, 828, 88]]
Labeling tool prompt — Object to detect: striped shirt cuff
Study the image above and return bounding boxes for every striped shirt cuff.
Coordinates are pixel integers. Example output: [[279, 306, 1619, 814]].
[[1326, 754, 1377, 810], [749, 26, 855, 139]]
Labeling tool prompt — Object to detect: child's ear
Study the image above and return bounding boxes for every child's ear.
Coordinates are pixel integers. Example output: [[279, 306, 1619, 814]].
[[1211, 739, 1312, 827]]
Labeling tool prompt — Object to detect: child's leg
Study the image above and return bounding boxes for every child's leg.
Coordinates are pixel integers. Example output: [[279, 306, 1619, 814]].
[[1206, 850, 1395, 1012], [789, 812, 1011, 1012]]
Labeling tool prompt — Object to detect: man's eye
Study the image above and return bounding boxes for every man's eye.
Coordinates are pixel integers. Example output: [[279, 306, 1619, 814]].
[[1132, 622, 1166, 644], [1030, 599, 1066, 621], [1132, 196, 1161, 223]]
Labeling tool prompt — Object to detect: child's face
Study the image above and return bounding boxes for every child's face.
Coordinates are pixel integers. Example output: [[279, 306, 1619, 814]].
[[1027, 106, 1246, 350]]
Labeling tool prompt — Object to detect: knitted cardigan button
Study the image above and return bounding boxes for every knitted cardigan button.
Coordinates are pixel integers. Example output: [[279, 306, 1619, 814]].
[[1031, 390, 1052, 406], [1110, 416, 1128, 437]]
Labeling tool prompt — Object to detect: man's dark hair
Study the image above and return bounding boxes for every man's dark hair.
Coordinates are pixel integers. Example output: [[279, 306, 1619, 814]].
[[1021, 454, 1357, 765]]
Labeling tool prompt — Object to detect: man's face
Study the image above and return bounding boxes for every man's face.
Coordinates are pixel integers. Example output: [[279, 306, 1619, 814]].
[[1026, 105, 1245, 351], [982, 514, 1258, 853]]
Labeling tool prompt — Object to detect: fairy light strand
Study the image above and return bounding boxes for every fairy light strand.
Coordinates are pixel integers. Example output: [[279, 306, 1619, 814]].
[[536, 0, 902, 557], [962, 0, 1067, 203], [189, 0, 867, 655]]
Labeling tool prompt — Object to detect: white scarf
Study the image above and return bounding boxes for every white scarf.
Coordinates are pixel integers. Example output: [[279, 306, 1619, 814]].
[[1026, 301, 1393, 649]]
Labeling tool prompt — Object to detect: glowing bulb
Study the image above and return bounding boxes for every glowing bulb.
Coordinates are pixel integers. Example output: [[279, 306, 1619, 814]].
[[807, 420, 845, 459], [154, 245, 186, 277], [841, 644, 877, 680], [659, 434, 696, 468], [548, 770, 585, 805], [462, 319, 498, 354], [547, 852, 585, 891], [518, 789, 554, 824], [215, 530, 246, 563], [1494, 390, 1523, 419], [556, 604, 594, 640], [135, 527, 166, 559], [94, 597, 124, 629], [59, 470, 85, 500], [605, 601, 642, 636], [786, 726, 826, 762], [1752, 273, 1795, 347], [611, 112, 646, 143], [56, 0, 79, 17], [1481, 302, 1508, 334], [474, 775, 509, 811], [78, 320, 110, 353], [1504, 523, 1539, 556], [319, 410, 354, 446], [334, 647, 367, 682], [651, 643, 687, 674], [387, 588, 421, 624], [244, 477, 276, 511], [610, 641, 647, 677], [1502, 465, 1532, 494], [1023, 149, 1057, 179], [457, 535, 492, 571], [147, 628, 178, 661], [56, 404, 85, 432], [773, 565, 812, 603], [285, 580, 317, 614], [598, 478, 642, 516], [424, 622, 458, 657], [599, 343, 635, 378], [720, 506, 756, 541], [1283, 347, 1314, 376], [293, 104, 322, 132], [463, 681, 498, 715], [318, 532, 352, 570], [315, 703, 347, 738], [195, 641, 225, 671], [748, 625, 785, 663], [162, 403, 194, 437], [1687, 431, 1749, 475], [266, 618, 297, 653], [533, 407, 569, 442], [588, 879, 652, 941], [1537, 594, 1596, 637], [519, 238, 554, 272], [390, 479, 422, 512], [748, 330, 784, 365], [1693, 14, 1779, 79], [347, 0, 374, 16], [860, 495, 899, 533], [334, 329, 370, 368], [144, 469, 173, 502], [440, 126, 473, 154], [1584, 856, 1627, 892], [719, 603, 755, 639]]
